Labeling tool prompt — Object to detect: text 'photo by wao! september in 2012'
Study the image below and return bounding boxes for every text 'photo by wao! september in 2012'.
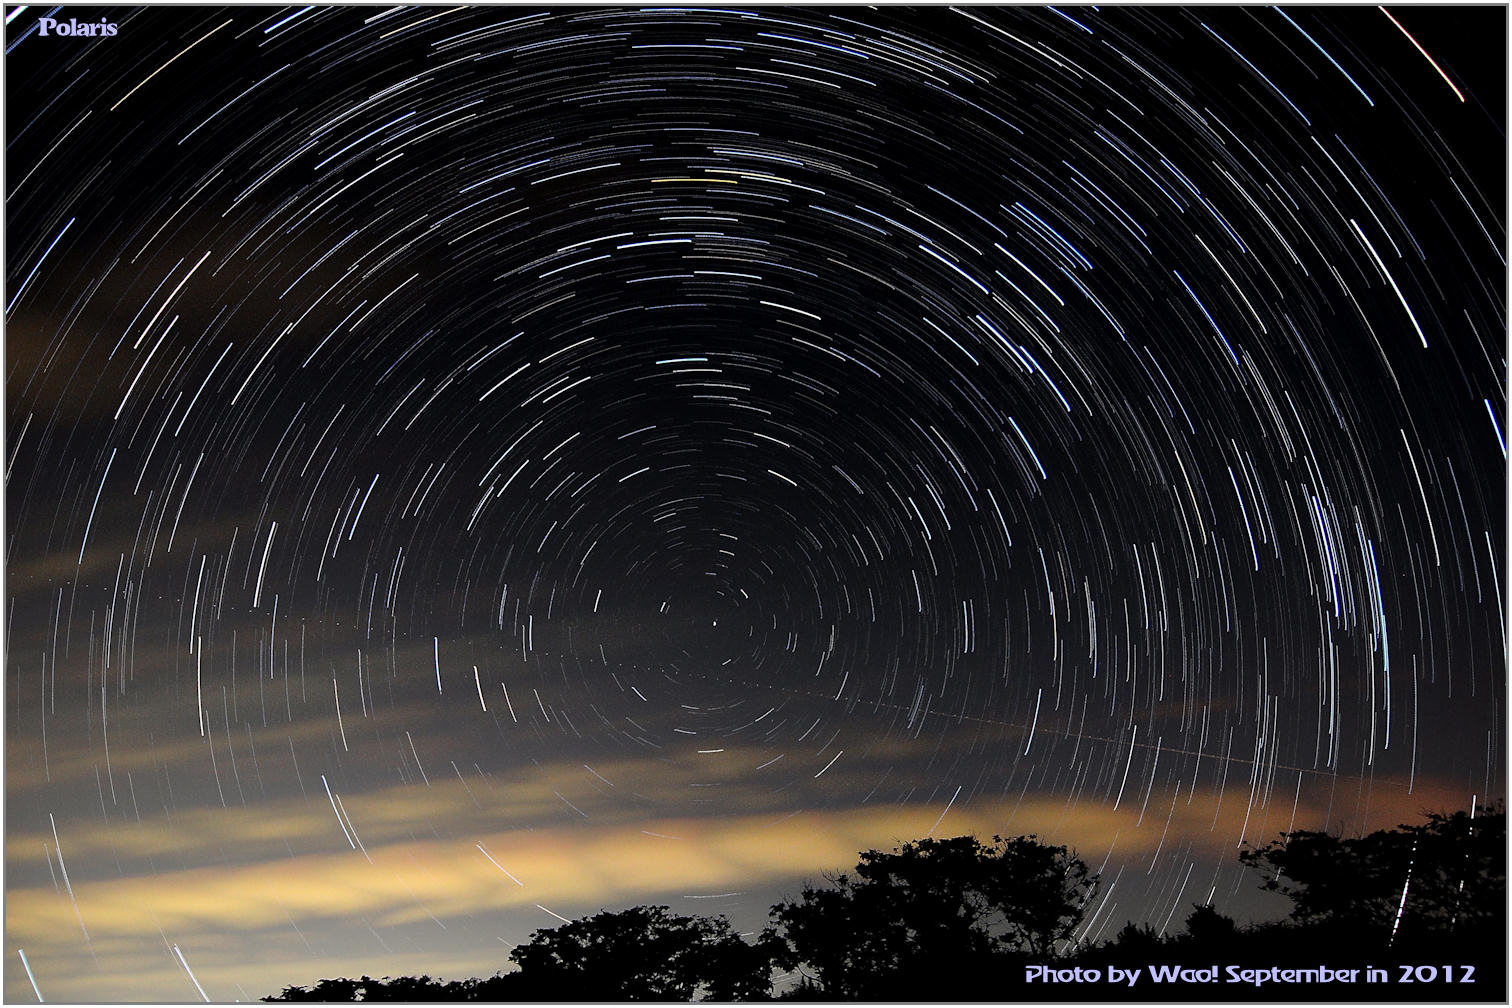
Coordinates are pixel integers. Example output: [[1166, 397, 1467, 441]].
[[2, 4, 1506, 1004]]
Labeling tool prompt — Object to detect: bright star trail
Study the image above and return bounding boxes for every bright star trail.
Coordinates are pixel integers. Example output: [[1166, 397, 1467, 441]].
[[4, 6, 1504, 1002]]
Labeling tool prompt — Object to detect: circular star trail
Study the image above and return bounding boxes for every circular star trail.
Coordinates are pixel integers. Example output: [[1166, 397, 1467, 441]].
[[4, 6, 1504, 1001]]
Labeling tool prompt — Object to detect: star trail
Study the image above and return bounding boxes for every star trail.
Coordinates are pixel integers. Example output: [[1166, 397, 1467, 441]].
[[4, 5, 1505, 1001]]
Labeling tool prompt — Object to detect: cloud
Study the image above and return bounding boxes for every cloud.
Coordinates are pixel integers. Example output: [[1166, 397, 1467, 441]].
[[6, 765, 1472, 1002]]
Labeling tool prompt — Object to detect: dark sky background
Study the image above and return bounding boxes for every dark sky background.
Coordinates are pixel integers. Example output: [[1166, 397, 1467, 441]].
[[4, 4, 1505, 1002]]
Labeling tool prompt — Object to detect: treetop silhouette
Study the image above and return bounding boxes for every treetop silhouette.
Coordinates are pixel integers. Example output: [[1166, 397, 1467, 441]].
[[504, 904, 774, 1001], [263, 812, 1506, 1002], [766, 834, 1097, 999], [1238, 806, 1505, 946]]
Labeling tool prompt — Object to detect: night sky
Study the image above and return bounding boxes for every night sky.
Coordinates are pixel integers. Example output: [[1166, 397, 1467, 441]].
[[4, 4, 1505, 1002]]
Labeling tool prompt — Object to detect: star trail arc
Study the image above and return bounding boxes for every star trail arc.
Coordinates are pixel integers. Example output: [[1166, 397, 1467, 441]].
[[3, 5, 1504, 1002]]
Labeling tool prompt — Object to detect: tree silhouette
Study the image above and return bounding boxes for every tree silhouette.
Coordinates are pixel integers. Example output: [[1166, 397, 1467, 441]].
[[767, 834, 1097, 999], [1181, 902, 1240, 946], [499, 904, 775, 1001], [262, 812, 1505, 1002], [265, 974, 471, 1000], [1239, 806, 1505, 948]]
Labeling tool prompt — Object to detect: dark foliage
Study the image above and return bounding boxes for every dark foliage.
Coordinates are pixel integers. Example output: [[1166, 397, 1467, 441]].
[[1074, 898, 1505, 1003], [1237, 807, 1504, 947], [1072, 808, 1507, 1002], [264, 907, 774, 1002], [264, 974, 474, 1001], [265, 814, 1505, 1002], [502, 904, 776, 1000], [766, 834, 1097, 999]]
